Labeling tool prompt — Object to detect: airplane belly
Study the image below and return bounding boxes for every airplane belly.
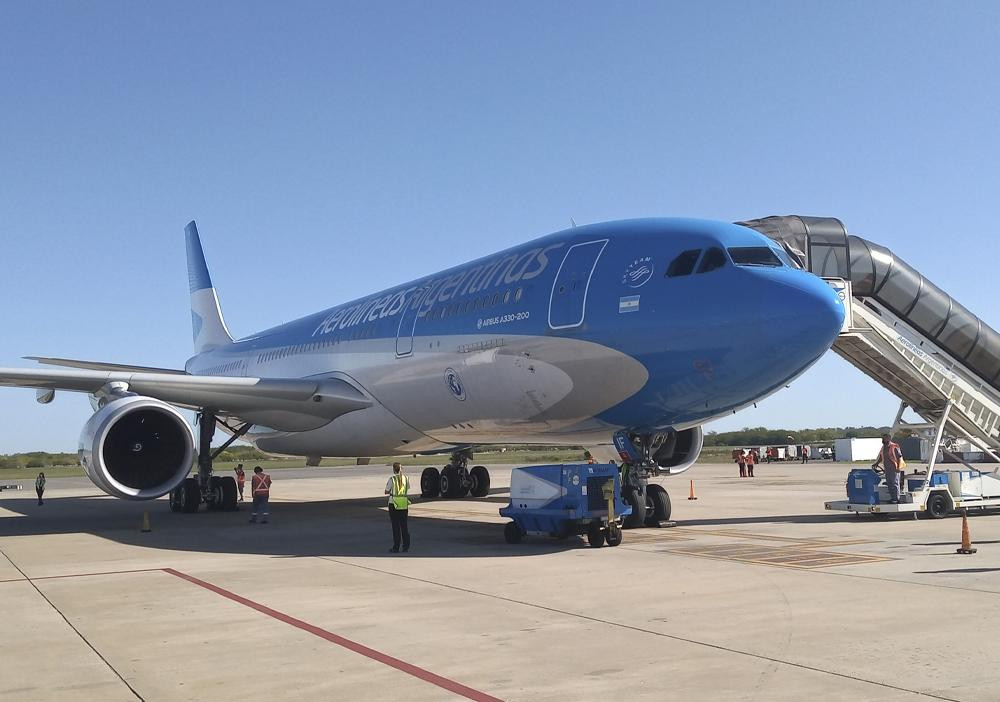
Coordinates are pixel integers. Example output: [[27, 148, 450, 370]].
[[367, 334, 648, 441], [249, 401, 442, 457]]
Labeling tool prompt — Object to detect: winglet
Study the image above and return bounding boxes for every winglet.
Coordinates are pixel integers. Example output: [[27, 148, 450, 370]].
[[185, 221, 234, 353]]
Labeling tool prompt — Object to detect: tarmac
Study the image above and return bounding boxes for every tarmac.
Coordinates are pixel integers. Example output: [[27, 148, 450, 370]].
[[3, 460, 1000, 701]]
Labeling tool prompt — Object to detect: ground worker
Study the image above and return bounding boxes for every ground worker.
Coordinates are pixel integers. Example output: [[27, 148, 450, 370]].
[[801, 445, 810, 464], [384, 462, 411, 553], [735, 449, 746, 478], [234, 464, 246, 502], [35, 471, 45, 506], [872, 433, 904, 504], [745, 449, 756, 478], [249, 466, 271, 523]]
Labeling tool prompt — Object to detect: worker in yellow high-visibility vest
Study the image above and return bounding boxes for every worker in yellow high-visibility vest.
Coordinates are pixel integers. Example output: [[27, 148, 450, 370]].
[[384, 462, 411, 553]]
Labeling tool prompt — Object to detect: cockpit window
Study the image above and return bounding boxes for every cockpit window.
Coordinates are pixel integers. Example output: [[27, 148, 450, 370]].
[[696, 247, 727, 274], [727, 247, 783, 268], [665, 249, 702, 277]]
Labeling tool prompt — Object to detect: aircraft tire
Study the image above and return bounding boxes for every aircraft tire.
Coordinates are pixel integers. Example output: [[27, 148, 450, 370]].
[[420, 467, 441, 498], [206, 476, 223, 511], [646, 484, 671, 524], [622, 486, 646, 529], [469, 465, 490, 497], [504, 521, 523, 544], [181, 477, 201, 513], [440, 465, 462, 498], [587, 521, 605, 548], [168, 485, 183, 513], [220, 476, 238, 511]]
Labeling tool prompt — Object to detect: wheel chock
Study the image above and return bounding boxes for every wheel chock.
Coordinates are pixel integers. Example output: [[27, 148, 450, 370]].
[[687, 479, 698, 500], [957, 511, 976, 554]]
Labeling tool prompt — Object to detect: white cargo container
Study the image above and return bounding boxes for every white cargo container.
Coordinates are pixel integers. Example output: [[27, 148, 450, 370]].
[[833, 437, 883, 462]]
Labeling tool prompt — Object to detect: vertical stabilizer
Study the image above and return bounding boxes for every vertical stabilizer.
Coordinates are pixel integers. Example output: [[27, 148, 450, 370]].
[[185, 221, 234, 353]]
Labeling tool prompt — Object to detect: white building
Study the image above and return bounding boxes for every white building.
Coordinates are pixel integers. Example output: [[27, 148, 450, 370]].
[[833, 438, 883, 462]]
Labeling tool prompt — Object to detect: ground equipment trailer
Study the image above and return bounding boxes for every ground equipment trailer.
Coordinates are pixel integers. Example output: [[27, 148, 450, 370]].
[[826, 464, 1000, 517], [500, 463, 631, 547]]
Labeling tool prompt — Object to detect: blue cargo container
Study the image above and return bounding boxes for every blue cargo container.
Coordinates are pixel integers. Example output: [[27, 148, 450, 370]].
[[500, 463, 631, 547], [846, 468, 882, 505]]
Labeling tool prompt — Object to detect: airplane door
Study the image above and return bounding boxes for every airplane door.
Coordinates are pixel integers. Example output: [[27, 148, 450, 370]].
[[548, 239, 608, 330], [396, 286, 427, 357]]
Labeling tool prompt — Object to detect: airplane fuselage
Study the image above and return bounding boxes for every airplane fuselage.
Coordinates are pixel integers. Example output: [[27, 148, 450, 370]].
[[186, 218, 844, 457]]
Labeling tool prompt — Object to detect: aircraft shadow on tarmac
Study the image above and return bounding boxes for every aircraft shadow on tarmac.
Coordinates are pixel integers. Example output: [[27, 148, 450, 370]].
[[913, 568, 1000, 574], [0, 493, 591, 559], [677, 513, 872, 526]]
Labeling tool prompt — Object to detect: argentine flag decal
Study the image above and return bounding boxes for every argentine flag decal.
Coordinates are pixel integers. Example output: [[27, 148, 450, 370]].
[[619, 295, 640, 313]]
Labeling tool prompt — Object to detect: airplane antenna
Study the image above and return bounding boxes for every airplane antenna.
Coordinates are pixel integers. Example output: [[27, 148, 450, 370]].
[[570, 217, 577, 228]]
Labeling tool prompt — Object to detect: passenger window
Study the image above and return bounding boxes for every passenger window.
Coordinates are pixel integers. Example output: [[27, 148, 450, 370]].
[[697, 247, 727, 274], [727, 247, 783, 267], [666, 249, 702, 277]]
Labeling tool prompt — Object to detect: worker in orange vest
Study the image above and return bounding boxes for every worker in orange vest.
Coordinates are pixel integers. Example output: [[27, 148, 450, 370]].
[[734, 449, 746, 478], [872, 434, 904, 503], [234, 464, 246, 502], [249, 466, 272, 524], [745, 449, 756, 478]]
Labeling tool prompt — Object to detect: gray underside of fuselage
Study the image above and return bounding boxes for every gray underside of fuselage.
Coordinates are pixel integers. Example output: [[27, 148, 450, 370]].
[[237, 334, 649, 457]]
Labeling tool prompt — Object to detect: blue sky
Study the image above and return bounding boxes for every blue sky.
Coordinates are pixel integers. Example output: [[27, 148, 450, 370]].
[[1, 1, 998, 451]]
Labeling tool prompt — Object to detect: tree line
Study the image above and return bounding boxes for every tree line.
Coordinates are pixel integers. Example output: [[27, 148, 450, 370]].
[[0, 445, 273, 470], [1, 430, 891, 469], [704, 426, 889, 447]]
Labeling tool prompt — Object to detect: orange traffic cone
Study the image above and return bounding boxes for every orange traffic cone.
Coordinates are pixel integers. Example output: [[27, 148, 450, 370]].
[[687, 479, 698, 500], [957, 511, 976, 554]]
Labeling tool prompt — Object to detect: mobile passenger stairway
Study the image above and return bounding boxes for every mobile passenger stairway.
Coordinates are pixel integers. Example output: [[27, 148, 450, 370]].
[[739, 216, 1000, 517]]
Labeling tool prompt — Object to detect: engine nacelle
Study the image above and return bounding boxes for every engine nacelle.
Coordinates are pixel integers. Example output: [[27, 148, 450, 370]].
[[652, 426, 704, 475], [79, 395, 194, 500]]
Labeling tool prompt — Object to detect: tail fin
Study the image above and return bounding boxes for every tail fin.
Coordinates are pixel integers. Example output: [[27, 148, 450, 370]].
[[185, 221, 234, 353]]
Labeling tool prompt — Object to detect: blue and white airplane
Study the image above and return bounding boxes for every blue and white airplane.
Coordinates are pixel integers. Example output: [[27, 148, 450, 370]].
[[0, 217, 844, 521]]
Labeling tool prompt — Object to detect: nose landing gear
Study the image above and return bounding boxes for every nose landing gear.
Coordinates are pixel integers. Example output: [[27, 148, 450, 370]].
[[614, 430, 675, 527]]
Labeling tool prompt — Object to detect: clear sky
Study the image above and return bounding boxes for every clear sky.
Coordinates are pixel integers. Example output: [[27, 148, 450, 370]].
[[1, 1, 998, 452]]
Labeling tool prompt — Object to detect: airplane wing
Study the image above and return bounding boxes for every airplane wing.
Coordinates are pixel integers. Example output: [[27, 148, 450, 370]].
[[24, 356, 188, 374], [0, 367, 372, 432]]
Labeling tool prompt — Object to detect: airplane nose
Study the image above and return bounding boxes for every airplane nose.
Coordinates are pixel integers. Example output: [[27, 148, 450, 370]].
[[765, 271, 845, 360]]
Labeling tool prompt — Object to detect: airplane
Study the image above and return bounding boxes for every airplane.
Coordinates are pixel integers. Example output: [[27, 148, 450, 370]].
[[0, 217, 844, 525]]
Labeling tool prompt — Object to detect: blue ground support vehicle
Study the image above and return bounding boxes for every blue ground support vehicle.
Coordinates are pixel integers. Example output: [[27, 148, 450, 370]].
[[500, 464, 631, 547]]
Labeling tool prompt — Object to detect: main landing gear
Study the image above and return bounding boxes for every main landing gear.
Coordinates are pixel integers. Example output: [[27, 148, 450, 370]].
[[419, 449, 491, 499], [169, 411, 250, 514], [614, 431, 673, 529]]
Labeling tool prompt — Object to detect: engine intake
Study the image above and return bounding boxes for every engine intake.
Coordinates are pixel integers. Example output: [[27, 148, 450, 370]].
[[79, 395, 194, 500], [652, 426, 704, 474]]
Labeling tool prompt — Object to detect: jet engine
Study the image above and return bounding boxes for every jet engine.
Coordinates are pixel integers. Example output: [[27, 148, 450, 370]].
[[651, 426, 704, 474], [79, 395, 194, 500]]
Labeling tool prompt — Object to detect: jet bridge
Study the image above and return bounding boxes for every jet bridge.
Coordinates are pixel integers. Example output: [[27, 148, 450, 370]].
[[738, 216, 1000, 513]]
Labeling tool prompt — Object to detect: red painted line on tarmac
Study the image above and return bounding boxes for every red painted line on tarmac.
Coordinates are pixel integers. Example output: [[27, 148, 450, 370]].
[[163, 567, 503, 702]]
